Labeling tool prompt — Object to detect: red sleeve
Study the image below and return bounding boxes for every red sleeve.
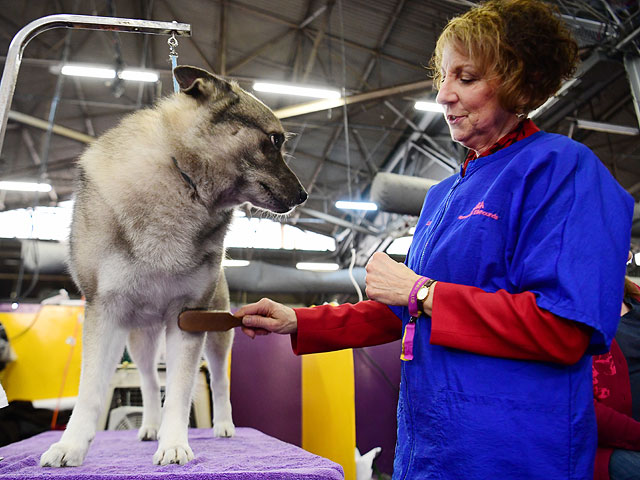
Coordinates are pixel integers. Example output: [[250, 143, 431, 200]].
[[594, 400, 640, 449], [430, 282, 591, 365], [291, 300, 401, 355]]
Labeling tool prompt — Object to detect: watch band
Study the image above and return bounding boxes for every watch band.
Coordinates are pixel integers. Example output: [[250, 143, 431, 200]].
[[417, 279, 437, 314], [408, 276, 430, 317]]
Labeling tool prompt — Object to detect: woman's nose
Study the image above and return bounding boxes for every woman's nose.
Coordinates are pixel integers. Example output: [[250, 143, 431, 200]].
[[436, 78, 456, 105]]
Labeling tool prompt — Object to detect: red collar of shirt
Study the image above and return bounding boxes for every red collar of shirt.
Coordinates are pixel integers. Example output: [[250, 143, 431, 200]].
[[462, 118, 540, 175]]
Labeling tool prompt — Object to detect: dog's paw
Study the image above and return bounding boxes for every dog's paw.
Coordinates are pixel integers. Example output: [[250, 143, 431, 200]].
[[138, 425, 158, 441], [40, 442, 87, 467], [213, 421, 235, 438], [153, 444, 194, 465]]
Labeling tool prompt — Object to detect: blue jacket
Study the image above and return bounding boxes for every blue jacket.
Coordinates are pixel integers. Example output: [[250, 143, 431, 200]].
[[391, 132, 634, 479]]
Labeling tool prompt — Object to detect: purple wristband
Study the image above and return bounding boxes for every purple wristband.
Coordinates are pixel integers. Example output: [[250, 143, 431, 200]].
[[408, 276, 430, 317]]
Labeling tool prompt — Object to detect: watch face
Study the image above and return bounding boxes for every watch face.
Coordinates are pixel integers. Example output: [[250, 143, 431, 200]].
[[417, 285, 429, 301]]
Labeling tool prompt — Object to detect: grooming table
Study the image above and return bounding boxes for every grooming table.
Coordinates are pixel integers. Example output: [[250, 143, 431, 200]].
[[0, 428, 344, 480]]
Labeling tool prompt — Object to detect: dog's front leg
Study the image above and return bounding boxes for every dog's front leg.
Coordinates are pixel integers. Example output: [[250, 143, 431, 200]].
[[40, 304, 128, 467], [127, 326, 163, 441], [153, 317, 205, 465]]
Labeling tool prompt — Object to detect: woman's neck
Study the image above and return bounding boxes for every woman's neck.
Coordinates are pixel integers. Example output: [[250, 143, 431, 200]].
[[474, 116, 521, 157]]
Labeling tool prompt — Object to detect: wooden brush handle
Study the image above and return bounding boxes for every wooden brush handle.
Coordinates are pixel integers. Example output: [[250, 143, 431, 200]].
[[178, 309, 242, 332]]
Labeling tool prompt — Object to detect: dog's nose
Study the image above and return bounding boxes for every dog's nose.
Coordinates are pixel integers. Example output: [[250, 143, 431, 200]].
[[297, 189, 308, 204]]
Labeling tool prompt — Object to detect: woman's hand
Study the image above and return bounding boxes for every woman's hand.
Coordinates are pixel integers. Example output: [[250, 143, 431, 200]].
[[365, 251, 422, 306], [235, 298, 298, 339]]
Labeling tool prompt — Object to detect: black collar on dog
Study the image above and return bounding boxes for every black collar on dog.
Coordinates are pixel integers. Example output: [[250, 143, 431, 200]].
[[172, 156, 200, 198]]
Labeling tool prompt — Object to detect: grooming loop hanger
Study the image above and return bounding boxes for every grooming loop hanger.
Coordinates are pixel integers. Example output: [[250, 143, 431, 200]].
[[0, 14, 191, 156], [168, 26, 180, 93]]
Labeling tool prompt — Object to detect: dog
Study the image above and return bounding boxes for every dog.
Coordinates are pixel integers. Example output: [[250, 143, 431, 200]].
[[40, 66, 307, 467]]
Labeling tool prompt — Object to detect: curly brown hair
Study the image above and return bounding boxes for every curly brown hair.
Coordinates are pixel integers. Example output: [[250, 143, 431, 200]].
[[429, 0, 579, 114]]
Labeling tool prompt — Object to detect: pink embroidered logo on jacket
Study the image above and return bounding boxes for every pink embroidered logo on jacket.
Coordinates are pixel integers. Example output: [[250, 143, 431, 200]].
[[458, 201, 499, 220]]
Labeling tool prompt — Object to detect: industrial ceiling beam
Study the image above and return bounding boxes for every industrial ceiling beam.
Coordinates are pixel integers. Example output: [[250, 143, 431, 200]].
[[227, 29, 294, 75], [383, 100, 454, 166], [71, 78, 96, 137], [543, 71, 626, 132], [8, 110, 94, 144], [313, 0, 407, 205], [304, 124, 343, 195], [218, 0, 227, 75], [357, 0, 407, 90], [1, 155, 76, 178], [625, 55, 640, 129], [273, 79, 431, 118], [159, 0, 214, 73], [229, 0, 424, 74], [530, 51, 604, 121], [21, 129, 58, 202], [135, 0, 155, 107], [301, 29, 373, 87], [227, 3, 327, 74], [227, 3, 328, 76], [351, 128, 378, 176], [298, 207, 380, 235], [302, 1, 333, 83]]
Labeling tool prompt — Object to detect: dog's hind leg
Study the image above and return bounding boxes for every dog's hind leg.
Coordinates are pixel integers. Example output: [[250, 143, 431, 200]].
[[203, 330, 235, 438], [40, 303, 128, 467], [153, 315, 205, 465], [127, 325, 163, 441], [203, 270, 235, 437]]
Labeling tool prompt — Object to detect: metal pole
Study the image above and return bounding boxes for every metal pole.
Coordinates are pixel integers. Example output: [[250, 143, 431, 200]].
[[624, 55, 640, 130], [0, 14, 191, 156]]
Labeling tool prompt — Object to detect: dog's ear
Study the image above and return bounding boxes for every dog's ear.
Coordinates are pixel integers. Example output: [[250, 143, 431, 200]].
[[173, 66, 232, 101]]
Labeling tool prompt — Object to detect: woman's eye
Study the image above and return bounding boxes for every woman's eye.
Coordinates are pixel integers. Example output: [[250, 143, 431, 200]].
[[459, 73, 478, 84], [269, 133, 284, 150]]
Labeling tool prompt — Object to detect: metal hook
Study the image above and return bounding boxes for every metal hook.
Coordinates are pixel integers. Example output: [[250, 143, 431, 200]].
[[168, 24, 180, 93], [168, 32, 178, 56]]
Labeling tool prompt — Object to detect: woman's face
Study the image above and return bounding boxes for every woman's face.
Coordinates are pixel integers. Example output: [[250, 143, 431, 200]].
[[436, 43, 518, 155]]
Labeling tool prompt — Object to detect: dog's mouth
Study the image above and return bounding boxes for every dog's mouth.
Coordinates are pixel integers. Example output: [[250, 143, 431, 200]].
[[257, 181, 304, 214], [257, 181, 291, 213]]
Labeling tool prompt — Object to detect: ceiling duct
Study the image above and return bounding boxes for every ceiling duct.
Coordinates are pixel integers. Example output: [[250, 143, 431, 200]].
[[19, 240, 366, 295], [370, 172, 438, 216]]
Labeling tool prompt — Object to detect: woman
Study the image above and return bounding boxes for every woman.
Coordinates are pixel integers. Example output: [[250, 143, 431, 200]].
[[236, 0, 634, 478], [593, 275, 640, 480]]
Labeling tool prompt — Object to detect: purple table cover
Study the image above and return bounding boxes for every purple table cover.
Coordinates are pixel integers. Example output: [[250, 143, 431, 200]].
[[0, 428, 344, 480]]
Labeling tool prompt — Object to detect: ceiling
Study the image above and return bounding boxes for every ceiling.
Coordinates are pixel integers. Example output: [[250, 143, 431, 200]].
[[0, 0, 639, 300]]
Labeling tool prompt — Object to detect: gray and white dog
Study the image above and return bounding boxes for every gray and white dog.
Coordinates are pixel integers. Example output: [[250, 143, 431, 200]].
[[40, 66, 307, 467]]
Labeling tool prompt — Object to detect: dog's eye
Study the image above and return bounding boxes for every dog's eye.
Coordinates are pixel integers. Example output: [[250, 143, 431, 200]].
[[269, 133, 284, 150]]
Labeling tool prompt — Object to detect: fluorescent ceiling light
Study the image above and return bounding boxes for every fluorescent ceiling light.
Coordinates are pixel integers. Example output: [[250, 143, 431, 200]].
[[0, 181, 52, 192], [575, 119, 639, 136], [61, 65, 115, 79], [253, 82, 341, 99], [60, 64, 158, 83], [296, 262, 340, 271], [414, 101, 444, 113], [335, 200, 378, 211], [118, 70, 159, 82], [222, 259, 250, 267]]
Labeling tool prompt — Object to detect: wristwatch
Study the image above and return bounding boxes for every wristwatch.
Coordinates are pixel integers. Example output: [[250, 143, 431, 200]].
[[416, 279, 437, 314]]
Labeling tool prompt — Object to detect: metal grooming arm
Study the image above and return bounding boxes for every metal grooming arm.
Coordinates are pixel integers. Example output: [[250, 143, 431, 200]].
[[0, 14, 192, 155]]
